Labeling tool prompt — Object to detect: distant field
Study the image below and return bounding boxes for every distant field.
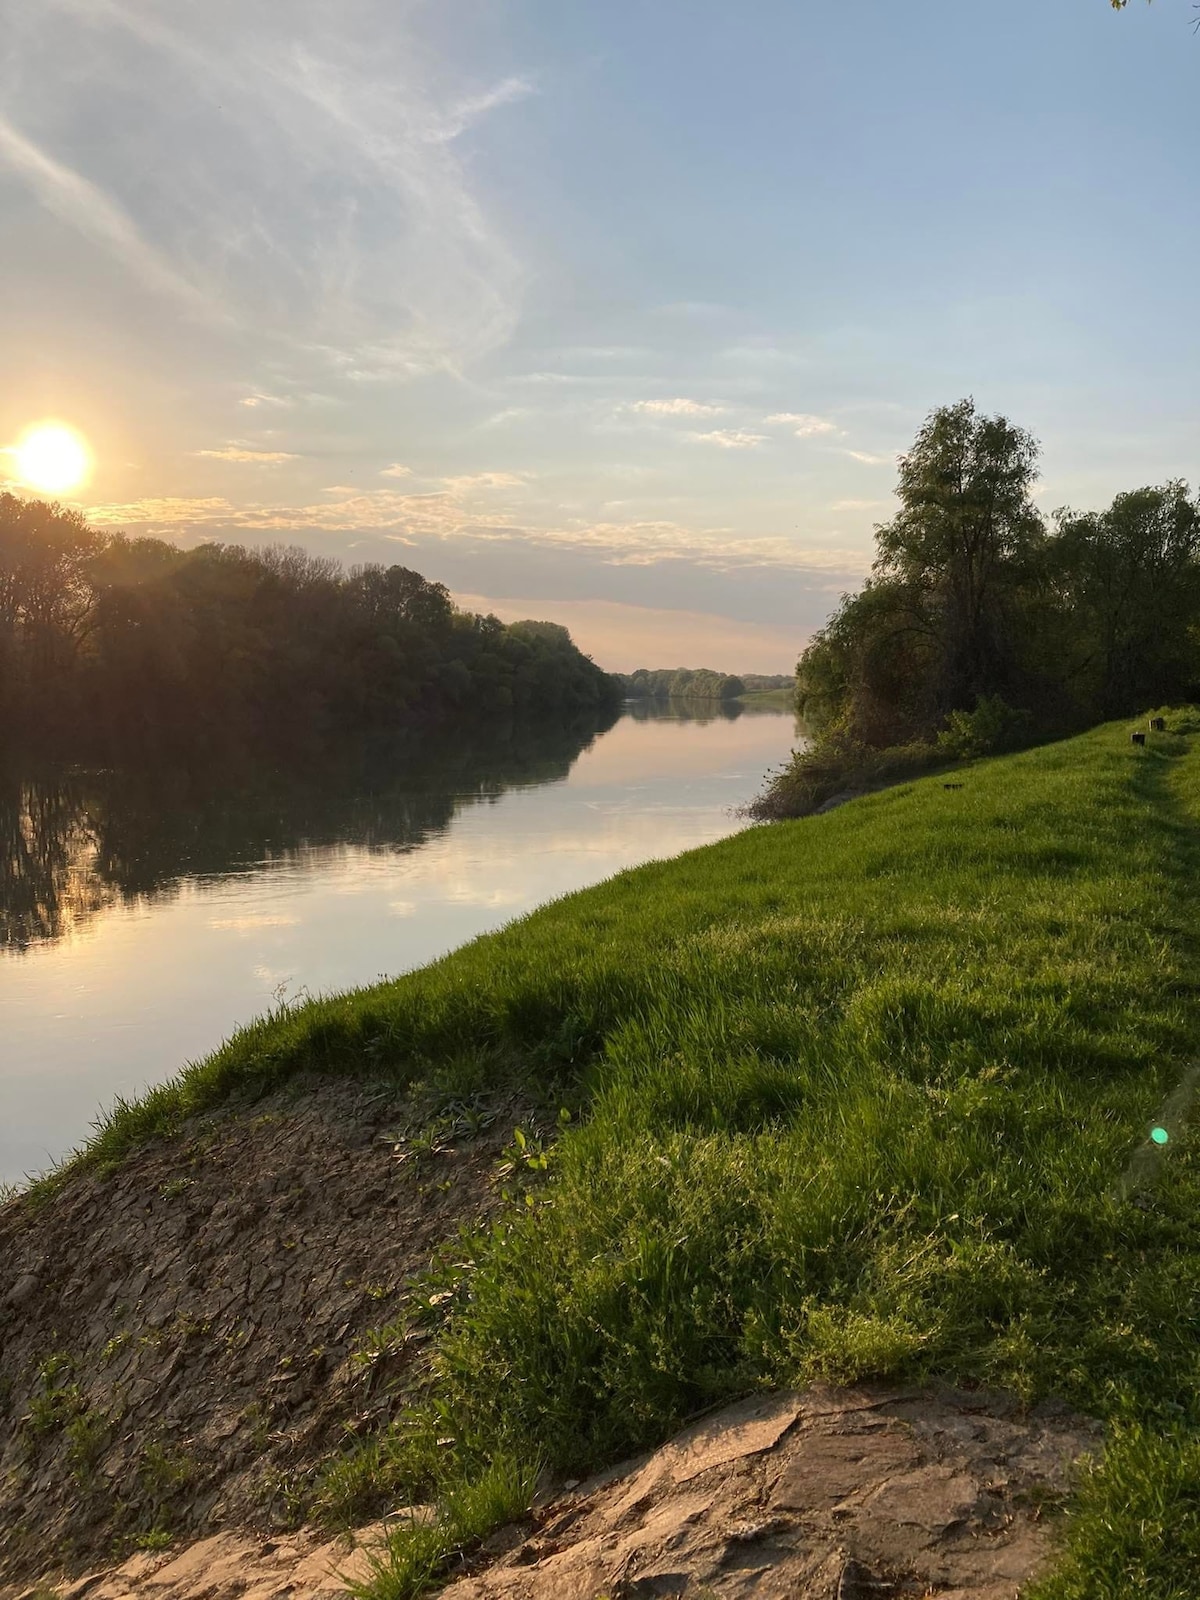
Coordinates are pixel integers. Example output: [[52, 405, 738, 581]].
[[52, 714, 1200, 1597]]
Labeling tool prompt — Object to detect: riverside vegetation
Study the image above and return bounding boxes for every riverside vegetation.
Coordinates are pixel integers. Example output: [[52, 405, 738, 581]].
[[616, 668, 794, 705], [11, 711, 1200, 1598], [754, 398, 1200, 819], [0, 493, 620, 759]]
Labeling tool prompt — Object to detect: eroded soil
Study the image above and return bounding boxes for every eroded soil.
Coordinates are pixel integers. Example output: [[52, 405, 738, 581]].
[[11, 1385, 1101, 1600], [0, 1078, 515, 1582]]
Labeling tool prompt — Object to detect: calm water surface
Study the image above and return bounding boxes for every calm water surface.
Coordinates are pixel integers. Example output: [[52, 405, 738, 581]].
[[0, 705, 799, 1183]]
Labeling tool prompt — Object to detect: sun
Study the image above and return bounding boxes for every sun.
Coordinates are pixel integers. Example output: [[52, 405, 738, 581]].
[[11, 422, 93, 495]]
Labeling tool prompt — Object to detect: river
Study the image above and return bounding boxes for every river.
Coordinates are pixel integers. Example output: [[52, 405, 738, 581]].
[[0, 702, 800, 1184]]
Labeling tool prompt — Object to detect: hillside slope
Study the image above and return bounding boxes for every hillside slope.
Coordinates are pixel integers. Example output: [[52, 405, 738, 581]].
[[5, 715, 1200, 1596]]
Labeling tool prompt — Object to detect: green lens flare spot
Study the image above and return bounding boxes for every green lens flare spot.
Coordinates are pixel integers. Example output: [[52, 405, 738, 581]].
[[1150, 1126, 1170, 1146]]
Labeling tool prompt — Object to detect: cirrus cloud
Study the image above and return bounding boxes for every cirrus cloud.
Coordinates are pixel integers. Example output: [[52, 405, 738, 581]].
[[766, 413, 840, 437], [631, 398, 724, 418], [687, 429, 766, 450], [196, 446, 299, 464]]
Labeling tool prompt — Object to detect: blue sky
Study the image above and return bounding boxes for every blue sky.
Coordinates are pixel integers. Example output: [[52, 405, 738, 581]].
[[0, 0, 1194, 670]]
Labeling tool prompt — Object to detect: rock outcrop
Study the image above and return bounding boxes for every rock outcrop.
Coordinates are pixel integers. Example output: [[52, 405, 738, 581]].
[[14, 1384, 1100, 1600]]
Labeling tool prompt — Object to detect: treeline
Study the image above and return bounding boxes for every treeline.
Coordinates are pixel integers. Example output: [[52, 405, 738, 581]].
[[0, 495, 620, 757], [618, 668, 793, 701], [756, 398, 1200, 816]]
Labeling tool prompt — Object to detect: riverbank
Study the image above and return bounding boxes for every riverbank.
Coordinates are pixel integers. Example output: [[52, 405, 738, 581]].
[[5, 715, 1200, 1596]]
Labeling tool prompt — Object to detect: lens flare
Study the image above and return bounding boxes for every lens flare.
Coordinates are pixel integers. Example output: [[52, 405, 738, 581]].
[[1150, 1126, 1170, 1146], [10, 423, 92, 495]]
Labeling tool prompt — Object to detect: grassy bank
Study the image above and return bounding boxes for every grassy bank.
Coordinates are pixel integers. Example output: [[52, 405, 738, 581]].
[[735, 686, 797, 710], [38, 714, 1200, 1596]]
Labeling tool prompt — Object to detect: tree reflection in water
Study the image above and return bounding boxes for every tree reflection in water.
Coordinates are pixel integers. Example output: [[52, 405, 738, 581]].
[[0, 711, 617, 953]]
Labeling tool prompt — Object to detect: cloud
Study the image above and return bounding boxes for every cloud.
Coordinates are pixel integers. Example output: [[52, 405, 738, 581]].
[[688, 430, 766, 450], [85, 496, 238, 527], [843, 449, 894, 466], [442, 471, 531, 492], [766, 413, 840, 437], [479, 407, 530, 429], [380, 463, 413, 479], [831, 498, 889, 512], [3, 2, 528, 374], [432, 77, 536, 143], [83, 483, 871, 578], [631, 398, 724, 418], [196, 446, 299, 463], [240, 393, 293, 409], [0, 111, 213, 316]]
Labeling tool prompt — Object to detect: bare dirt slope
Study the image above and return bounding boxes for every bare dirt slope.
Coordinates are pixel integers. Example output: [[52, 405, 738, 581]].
[[12, 1385, 1099, 1600], [0, 1079, 513, 1581]]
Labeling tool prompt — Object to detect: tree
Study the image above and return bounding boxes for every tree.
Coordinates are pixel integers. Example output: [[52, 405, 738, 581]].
[[873, 398, 1044, 715], [1053, 482, 1200, 714]]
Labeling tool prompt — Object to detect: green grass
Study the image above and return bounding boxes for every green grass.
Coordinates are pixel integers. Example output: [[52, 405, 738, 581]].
[[341, 1454, 539, 1600], [26, 712, 1200, 1596]]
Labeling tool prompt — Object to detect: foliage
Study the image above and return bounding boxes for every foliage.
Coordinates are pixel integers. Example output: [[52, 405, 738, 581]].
[[1026, 1426, 1200, 1600], [617, 667, 752, 702], [30, 715, 1200, 1596], [0, 494, 621, 757], [747, 731, 945, 821], [344, 1453, 539, 1600], [774, 398, 1200, 817], [935, 694, 1032, 760]]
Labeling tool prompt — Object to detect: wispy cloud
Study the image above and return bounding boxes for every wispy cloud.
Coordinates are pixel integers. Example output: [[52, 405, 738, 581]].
[[240, 393, 294, 409], [688, 429, 766, 450], [831, 498, 889, 511], [3, 2, 528, 374], [843, 449, 894, 466], [196, 446, 299, 464], [83, 483, 870, 579], [631, 398, 724, 418], [432, 76, 536, 143], [380, 463, 413, 479], [766, 412, 840, 437], [0, 111, 213, 316], [443, 471, 531, 491], [85, 496, 239, 526]]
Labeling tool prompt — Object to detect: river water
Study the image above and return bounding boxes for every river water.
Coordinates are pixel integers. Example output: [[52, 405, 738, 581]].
[[0, 703, 800, 1184]]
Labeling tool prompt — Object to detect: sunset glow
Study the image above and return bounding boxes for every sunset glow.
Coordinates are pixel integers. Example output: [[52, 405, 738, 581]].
[[12, 423, 92, 496]]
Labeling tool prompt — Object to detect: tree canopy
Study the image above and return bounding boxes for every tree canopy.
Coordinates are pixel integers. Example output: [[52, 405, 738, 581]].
[[617, 667, 747, 702], [0, 494, 621, 758], [795, 399, 1200, 752]]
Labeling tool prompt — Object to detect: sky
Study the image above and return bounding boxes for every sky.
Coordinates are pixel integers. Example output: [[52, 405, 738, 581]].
[[0, 0, 1196, 672]]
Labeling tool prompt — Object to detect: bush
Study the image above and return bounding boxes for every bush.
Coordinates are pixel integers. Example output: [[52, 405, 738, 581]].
[[936, 695, 1032, 761]]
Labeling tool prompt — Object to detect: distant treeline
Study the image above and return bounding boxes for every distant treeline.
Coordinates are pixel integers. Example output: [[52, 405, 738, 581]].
[[618, 668, 793, 702], [757, 397, 1200, 816], [0, 494, 621, 757]]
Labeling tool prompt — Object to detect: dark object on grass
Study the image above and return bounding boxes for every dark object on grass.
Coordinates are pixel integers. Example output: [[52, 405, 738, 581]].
[[943, 782, 964, 790], [1151, 717, 1167, 732], [1132, 732, 1146, 746]]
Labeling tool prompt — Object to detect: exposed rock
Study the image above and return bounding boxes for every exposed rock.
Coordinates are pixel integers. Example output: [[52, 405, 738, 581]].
[[442, 1384, 1100, 1600], [6, 1383, 1099, 1600]]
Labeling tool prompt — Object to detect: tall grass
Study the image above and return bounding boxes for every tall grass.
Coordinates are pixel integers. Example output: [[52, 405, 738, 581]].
[[30, 714, 1200, 1596]]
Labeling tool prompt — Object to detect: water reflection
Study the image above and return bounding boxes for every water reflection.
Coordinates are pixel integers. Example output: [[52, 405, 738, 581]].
[[623, 696, 789, 724], [0, 706, 801, 1183], [1, 717, 612, 953]]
